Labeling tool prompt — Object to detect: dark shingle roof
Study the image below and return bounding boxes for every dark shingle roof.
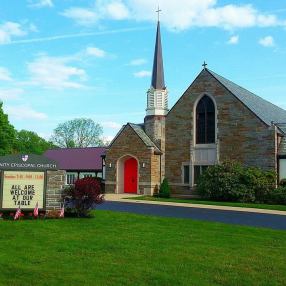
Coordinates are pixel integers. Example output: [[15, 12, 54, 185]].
[[128, 123, 161, 153], [108, 123, 162, 154], [151, 21, 165, 90], [207, 69, 286, 127], [44, 147, 105, 170]]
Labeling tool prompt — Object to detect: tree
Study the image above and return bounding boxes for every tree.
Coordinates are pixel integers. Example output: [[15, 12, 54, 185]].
[[0, 102, 16, 156], [158, 178, 170, 198], [15, 130, 55, 155], [51, 118, 104, 148]]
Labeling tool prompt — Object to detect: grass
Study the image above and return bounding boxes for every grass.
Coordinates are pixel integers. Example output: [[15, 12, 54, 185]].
[[0, 211, 286, 286], [127, 196, 286, 211]]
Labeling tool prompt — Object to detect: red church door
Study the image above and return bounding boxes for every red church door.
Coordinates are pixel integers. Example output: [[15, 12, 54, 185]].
[[124, 158, 138, 193]]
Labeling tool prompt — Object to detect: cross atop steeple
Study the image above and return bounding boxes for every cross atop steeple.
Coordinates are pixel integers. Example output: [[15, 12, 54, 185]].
[[202, 61, 208, 70], [156, 6, 162, 22]]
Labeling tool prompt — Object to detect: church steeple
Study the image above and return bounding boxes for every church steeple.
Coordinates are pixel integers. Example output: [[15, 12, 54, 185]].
[[151, 21, 165, 90], [146, 17, 168, 117]]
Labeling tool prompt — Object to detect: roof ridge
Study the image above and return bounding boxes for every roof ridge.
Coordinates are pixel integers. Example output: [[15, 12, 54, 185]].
[[206, 69, 286, 127], [47, 146, 106, 151], [128, 123, 162, 152], [207, 69, 286, 111]]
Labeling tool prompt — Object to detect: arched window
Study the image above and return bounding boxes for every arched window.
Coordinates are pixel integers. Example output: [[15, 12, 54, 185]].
[[196, 95, 215, 144]]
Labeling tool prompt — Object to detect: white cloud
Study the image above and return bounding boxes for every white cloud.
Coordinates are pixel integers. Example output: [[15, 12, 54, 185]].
[[29, 23, 38, 33], [104, 1, 130, 20], [227, 35, 239, 45], [259, 36, 275, 47], [61, 7, 99, 26], [129, 58, 147, 66], [0, 67, 12, 81], [28, 55, 86, 90], [0, 89, 24, 100], [126, 1, 284, 30], [63, 1, 285, 31], [28, 0, 54, 8], [86, 46, 106, 58], [0, 22, 27, 44], [5, 105, 47, 120], [134, 70, 151, 78], [102, 121, 122, 129], [62, 1, 129, 26]]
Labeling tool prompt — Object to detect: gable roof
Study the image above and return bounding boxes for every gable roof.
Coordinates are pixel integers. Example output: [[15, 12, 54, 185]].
[[108, 123, 162, 154], [207, 69, 286, 127], [44, 147, 105, 171], [128, 123, 161, 153]]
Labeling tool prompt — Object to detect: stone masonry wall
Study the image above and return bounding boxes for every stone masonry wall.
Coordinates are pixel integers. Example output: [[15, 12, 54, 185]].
[[165, 70, 276, 194], [46, 170, 65, 211], [144, 115, 166, 179], [105, 125, 161, 195]]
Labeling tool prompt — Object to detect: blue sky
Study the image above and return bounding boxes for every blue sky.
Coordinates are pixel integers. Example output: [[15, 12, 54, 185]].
[[1, 0, 286, 142]]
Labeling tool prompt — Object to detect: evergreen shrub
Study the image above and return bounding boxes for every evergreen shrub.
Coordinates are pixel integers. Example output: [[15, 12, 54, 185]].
[[264, 186, 286, 205], [197, 161, 276, 203], [159, 178, 170, 198]]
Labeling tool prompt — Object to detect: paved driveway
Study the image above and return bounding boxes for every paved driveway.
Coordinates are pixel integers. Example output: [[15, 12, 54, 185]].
[[97, 201, 286, 230]]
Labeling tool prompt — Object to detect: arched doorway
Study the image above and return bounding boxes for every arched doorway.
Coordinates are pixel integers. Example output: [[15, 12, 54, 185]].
[[116, 155, 139, 194], [124, 158, 138, 193]]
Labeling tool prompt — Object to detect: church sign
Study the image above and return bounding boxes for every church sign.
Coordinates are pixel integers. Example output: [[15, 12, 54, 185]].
[[0, 154, 59, 210], [2, 171, 45, 209]]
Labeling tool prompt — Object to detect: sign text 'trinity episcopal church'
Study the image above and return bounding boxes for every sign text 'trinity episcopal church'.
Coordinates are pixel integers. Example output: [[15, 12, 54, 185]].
[[105, 20, 286, 196]]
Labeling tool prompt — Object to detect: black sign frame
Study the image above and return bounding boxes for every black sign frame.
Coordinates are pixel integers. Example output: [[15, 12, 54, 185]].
[[0, 154, 58, 211]]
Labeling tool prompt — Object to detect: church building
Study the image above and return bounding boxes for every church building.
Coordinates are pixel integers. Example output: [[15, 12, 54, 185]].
[[105, 19, 286, 196]]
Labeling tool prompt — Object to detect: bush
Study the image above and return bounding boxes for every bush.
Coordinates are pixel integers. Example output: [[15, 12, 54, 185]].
[[264, 187, 286, 205], [242, 167, 276, 203], [63, 177, 104, 217], [279, 179, 286, 187], [197, 161, 276, 203], [158, 178, 170, 198]]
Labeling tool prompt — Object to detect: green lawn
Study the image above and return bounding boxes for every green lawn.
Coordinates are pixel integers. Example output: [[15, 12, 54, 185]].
[[0, 211, 286, 286], [128, 196, 286, 212]]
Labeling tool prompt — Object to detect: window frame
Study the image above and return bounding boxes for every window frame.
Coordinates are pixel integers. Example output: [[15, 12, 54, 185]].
[[66, 172, 78, 185], [181, 163, 190, 185], [193, 165, 210, 185], [194, 94, 217, 146]]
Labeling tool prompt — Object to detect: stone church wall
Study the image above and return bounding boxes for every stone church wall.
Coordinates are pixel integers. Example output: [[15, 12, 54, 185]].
[[105, 125, 161, 195], [165, 70, 276, 194], [144, 115, 166, 179]]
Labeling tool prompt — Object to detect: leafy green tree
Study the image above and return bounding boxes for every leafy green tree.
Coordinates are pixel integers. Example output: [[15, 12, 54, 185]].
[[0, 102, 16, 155], [15, 130, 55, 155], [51, 118, 104, 148]]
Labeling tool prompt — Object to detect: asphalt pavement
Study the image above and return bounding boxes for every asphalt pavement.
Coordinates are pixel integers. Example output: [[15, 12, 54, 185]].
[[97, 201, 286, 230]]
